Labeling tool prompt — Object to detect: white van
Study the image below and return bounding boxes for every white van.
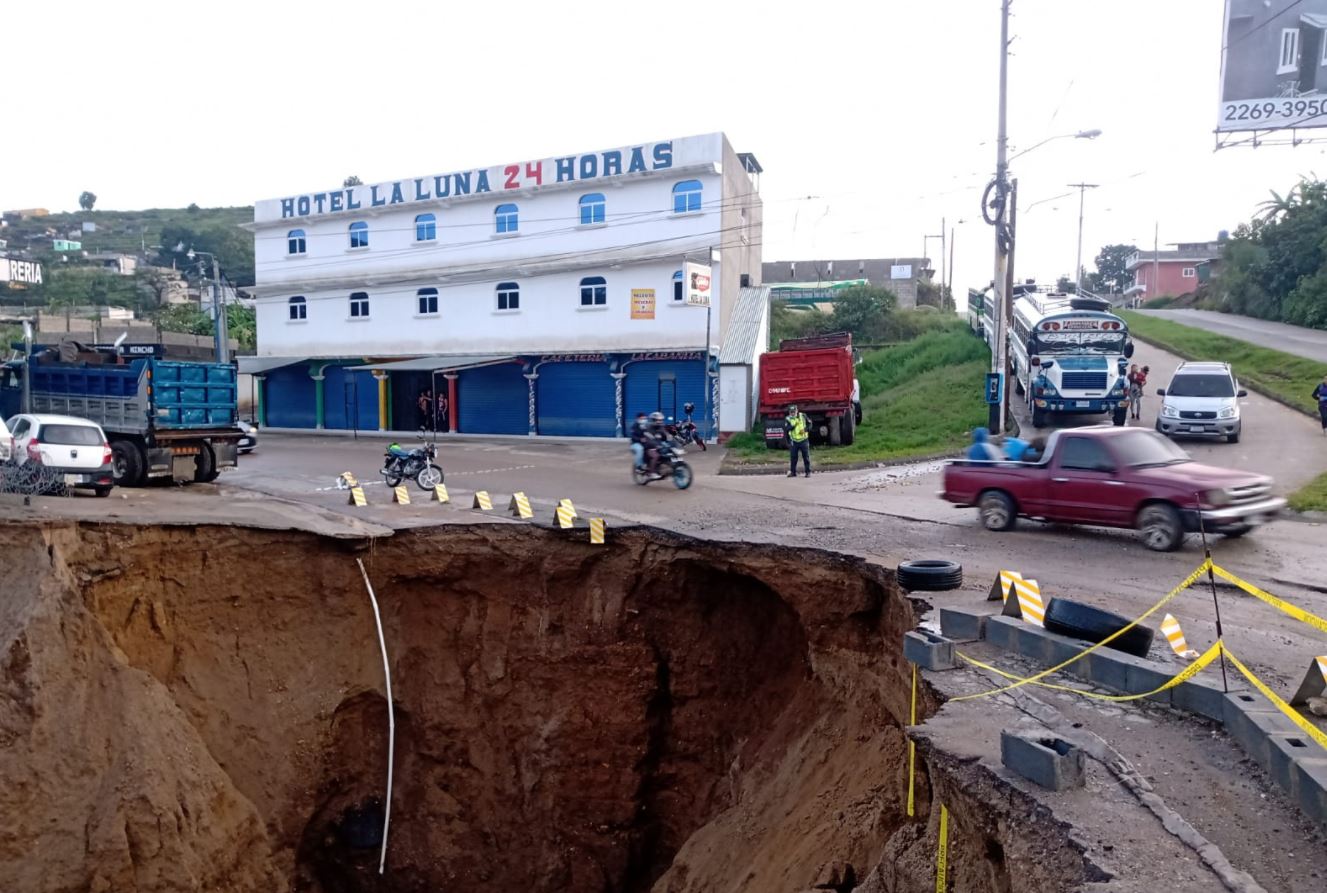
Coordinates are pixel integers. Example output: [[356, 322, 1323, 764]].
[[1155, 362, 1247, 444]]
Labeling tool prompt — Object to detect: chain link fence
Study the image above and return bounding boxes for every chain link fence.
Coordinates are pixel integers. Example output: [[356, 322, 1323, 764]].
[[0, 463, 69, 498]]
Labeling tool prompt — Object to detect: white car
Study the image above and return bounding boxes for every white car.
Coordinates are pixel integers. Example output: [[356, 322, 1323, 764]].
[[0, 415, 12, 464], [1155, 362, 1248, 444], [5, 413, 115, 496]]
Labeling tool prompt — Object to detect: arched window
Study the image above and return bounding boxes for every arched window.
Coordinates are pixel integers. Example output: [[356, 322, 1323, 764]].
[[415, 213, 437, 241], [672, 179, 702, 214], [288, 295, 307, 320], [417, 287, 438, 315], [578, 193, 606, 225], [349, 291, 370, 318], [673, 270, 684, 302], [495, 203, 519, 234], [287, 229, 306, 255], [496, 281, 520, 311], [349, 221, 369, 249], [579, 276, 607, 307]]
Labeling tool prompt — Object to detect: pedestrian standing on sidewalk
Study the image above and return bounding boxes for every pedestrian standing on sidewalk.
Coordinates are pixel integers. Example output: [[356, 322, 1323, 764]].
[[416, 390, 431, 431], [436, 392, 449, 433], [1314, 373, 1327, 435], [784, 403, 812, 478]]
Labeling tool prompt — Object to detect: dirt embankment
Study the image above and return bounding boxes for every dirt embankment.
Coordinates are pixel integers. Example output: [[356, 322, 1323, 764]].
[[0, 520, 1101, 892]]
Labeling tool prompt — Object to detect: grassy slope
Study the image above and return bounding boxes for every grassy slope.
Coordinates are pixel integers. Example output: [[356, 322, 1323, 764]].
[[725, 325, 989, 466], [1120, 311, 1327, 511], [3, 207, 251, 257], [1120, 310, 1320, 415]]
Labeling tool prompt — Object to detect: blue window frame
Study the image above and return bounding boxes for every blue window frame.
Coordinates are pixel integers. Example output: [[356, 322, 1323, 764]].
[[672, 179, 702, 214], [579, 193, 606, 225], [349, 221, 369, 248], [415, 213, 437, 241], [288, 295, 307, 320], [579, 276, 607, 307], [287, 229, 306, 255], [496, 281, 520, 311], [672, 270, 684, 302], [349, 291, 370, 318], [417, 287, 438, 315], [495, 203, 519, 234]]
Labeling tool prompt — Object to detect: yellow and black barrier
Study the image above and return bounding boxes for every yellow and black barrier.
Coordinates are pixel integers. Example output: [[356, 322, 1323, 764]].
[[472, 491, 493, 511], [347, 487, 367, 507], [1291, 656, 1327, 706], [393, 486, 411, 505], [555, 499, 577, 529], [431, 484, 449, 503], [509, 492, 533, 519], [589, 518, 606, 544]]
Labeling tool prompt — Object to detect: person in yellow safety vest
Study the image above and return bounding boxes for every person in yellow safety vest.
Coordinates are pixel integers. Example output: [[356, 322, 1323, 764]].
[[784, 403, 812, 478]]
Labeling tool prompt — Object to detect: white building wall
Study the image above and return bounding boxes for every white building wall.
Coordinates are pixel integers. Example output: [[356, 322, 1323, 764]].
[[258, 260, 718, 358]]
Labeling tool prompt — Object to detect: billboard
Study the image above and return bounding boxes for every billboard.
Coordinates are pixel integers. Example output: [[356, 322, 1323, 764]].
[[684, 262, 711, 307], [1220, 0, 1327, 132]]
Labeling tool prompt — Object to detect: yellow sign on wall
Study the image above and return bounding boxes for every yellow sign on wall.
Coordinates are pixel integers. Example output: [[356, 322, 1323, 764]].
[[631, 288, 656, 320]]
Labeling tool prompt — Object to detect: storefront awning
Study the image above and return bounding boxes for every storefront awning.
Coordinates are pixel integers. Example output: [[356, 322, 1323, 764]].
[[237, 356, 309, 374], [343, 354, 517, 373]]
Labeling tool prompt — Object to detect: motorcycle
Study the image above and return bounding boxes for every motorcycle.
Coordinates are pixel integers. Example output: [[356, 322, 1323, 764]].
[[667, 415, 707, 451], [633, 440, 693, 490], [382, 437, 444, 490]]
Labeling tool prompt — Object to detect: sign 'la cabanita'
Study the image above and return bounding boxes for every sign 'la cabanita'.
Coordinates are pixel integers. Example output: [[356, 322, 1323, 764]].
[[267, 139, 678, 222]]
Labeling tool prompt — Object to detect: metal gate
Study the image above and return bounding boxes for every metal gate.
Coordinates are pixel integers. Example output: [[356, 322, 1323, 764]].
[[537, 361, 616, 436], [624, 359, 706, 431], [458, 362, 528, 435]]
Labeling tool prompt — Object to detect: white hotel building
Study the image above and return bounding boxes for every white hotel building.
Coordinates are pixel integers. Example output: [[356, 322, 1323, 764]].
[[245, 133, 765, 437]]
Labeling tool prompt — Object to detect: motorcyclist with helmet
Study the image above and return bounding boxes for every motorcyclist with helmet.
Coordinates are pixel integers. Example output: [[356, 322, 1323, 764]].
[[644, 411, 668, 478]]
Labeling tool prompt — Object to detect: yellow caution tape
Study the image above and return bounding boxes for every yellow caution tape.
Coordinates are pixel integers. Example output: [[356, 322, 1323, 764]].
[[958, 641, 1222, 702], [907, 662, 918, 818], [1221, 645, 1327, 753], [1211, 565, 1327, 636], [935, 804, 949, 893], [949, 560, 1212, 702]]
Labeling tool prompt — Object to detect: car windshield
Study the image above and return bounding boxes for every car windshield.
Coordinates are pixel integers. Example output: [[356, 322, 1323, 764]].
[[40, 424, 103, 446], [1110, 430, 1191, 467], [1167, 373, 1234, 398]]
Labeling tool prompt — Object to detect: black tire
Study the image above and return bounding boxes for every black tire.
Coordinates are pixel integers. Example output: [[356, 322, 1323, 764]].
[[93, 485, 112, 498], [194, 443, 219, 483], [1043, 598, 1155, 658], [383, 463, 404, 488], [828, 416, 843, 446], [841, 410, 856, 446], [1031, 406, 1048, 429], [896, 559, 963, 592], [854, 403, 863, 425], [1227, 431, 1240, 444], [1220, 523, 1252, 538], [111, 440, 145, 487], [1136, 502, 1184, 552], [978, 490, 1017, 531], [672, 461, 693, 490], [1112, 407, 1127, 427], [416, 463, 443, 490]]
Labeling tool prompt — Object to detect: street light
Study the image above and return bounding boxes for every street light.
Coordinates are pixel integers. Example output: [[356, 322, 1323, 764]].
[[1007, 129, 1103, 164], [186, 248, 229, 365]]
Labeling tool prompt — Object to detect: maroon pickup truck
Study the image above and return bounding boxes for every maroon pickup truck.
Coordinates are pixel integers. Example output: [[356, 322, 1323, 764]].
[[940, 427, 1286, 551]]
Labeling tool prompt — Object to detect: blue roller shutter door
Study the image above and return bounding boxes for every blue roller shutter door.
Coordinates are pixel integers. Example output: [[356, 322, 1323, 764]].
[[458, 363, 529, 434], [537, 362, 616, 436], [323, 366, 379, 431], [265, 365, 317, 429], [625, 359, 708, 433]]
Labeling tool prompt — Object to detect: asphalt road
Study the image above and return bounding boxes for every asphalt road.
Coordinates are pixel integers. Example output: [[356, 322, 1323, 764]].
[[1140, 308, 1327, 365]]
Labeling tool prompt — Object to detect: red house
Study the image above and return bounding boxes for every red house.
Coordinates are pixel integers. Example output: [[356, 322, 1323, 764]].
[[1124, 241, 1222, 305]]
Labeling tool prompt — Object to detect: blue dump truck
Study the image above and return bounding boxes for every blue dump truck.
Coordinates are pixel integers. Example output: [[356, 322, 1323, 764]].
[[1, 346, 241, 485]]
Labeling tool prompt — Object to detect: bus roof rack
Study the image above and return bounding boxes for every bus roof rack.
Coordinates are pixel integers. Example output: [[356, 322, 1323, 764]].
[[1069, 296, 1111, 312]]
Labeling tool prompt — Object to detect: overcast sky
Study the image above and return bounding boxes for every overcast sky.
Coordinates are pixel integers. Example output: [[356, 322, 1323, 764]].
[[5, 0, 1319, 301]]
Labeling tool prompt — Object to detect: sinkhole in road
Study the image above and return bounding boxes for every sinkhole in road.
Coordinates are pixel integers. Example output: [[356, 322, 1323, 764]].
[[0, 520, 1100, 892]]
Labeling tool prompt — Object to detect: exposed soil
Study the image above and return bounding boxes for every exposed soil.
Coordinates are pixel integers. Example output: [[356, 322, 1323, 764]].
[[0, 520, 1105, 892]]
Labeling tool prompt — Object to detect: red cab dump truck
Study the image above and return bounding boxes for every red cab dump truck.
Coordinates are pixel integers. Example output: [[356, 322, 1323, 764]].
[[759, 332, 862, 448]]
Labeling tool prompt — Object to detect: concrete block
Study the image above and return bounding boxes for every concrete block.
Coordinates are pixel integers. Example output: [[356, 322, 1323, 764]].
[[1170, 675, 1230, 721], [1039, 630, 1093, 672], [939, 606, 991, 641], [1267, 733, 1314, 796], [1295, 758, 1327, 829], [986, 615, 1020, 651], [1000, 730, 1086, 791], [1078, 649, 1138, 693], [903, 630, 956, 671], [1012, 623, 1054, 664], [1125, 659, 1177, 707], [1222, 693, 1301, 770]]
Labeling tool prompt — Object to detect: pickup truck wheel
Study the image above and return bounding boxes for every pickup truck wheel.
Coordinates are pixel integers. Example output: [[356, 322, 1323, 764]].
[[111, 441, 145, 487], [1137, 503, 1184, 552], [194, 443, 219, 483], [1221, 523, 1252, 538], [978, 491, 1017, 531], [1043, 598, 1156, 658], [896, 559, 963, 591]]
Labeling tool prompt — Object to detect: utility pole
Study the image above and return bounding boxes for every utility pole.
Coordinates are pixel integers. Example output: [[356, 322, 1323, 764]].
[[940, 216, 947, 309], [211, 255, 229, 365], [948, 223, 957, 313], [1001, 180, 1018, 430], [1070, 183, 1099, 294], [988, 0, 1012, 434]]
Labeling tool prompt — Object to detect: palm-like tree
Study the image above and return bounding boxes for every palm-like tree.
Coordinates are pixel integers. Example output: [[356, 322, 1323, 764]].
[[1256, 184, 1301, 223]]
